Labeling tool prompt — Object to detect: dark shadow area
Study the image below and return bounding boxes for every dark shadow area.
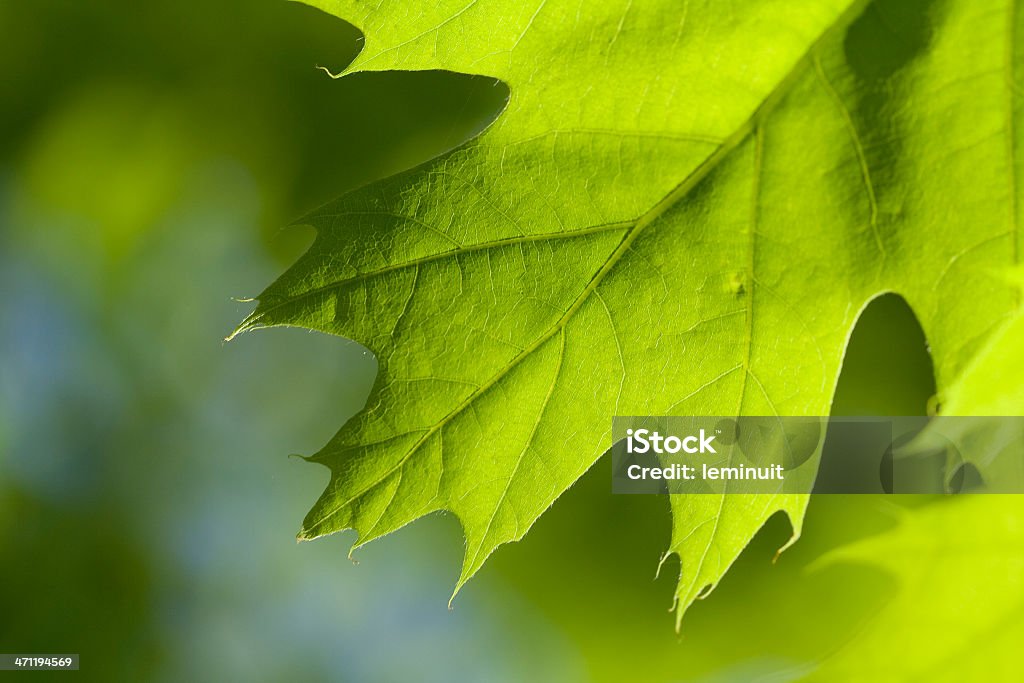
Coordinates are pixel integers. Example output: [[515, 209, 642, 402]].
[[818, 293, 936, 496], [485, 455, 896, 680], [1, 0, 510, 263], [844, 0, 936, 82], [831, 293, 936, 416], [836, 0, 940, 239]]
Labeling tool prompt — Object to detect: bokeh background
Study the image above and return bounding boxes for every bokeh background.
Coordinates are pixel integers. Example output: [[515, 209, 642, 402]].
[[0, 1, 989, 681]]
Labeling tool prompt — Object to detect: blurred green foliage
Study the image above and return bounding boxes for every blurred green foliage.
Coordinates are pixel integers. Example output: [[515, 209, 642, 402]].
[[1, 1, 1018, 681]]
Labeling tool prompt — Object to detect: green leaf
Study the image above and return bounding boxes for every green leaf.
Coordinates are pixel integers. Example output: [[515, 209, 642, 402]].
[[235, 0, 1022, 623], [941, 287, 1024, 417], [806, 497, 1024, 681], [908, 290, 1024, 493]]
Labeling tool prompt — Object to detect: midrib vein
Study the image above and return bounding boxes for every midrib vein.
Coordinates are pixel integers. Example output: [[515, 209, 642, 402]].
[[299, 0, 874, 535]]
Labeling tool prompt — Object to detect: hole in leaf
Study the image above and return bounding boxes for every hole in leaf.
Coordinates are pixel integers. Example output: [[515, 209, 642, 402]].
[[819, 294, 938, 495], [831, 293, 936, 417]]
